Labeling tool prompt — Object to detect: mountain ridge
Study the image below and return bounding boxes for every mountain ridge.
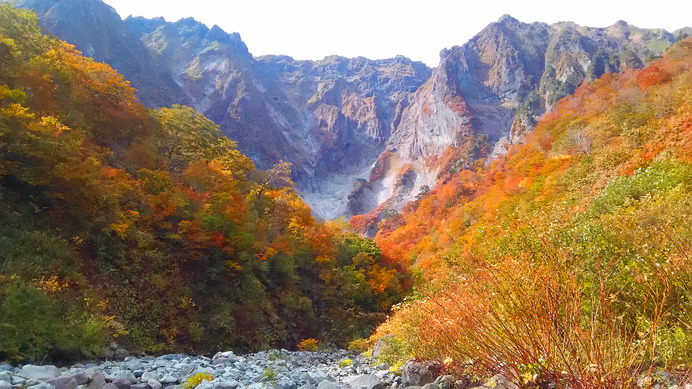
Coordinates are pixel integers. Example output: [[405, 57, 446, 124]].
[[13, 0, 688, 222]]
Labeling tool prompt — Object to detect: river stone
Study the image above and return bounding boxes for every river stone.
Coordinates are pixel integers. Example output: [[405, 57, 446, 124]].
[[87, 372, 106, 389], [115, 372, 136, 384], [0, 380, 11, 389], [22, 366, 61, 381], [159, 375, 178, 385], [47, 376, 78, 389], [309, 371, 334, 384], [141, 373, 159, 382], [0, 373, 9, 384], [71, 373, 89, 386], [111, 378, 131, 389], [146, 380, 162, 389], [344, 374, 384, 389], [130, 385, 148, 389], [27, 383, 55, 389], [421, 384, 439, 389], [275, 381, 297, 389], [212, 382, 238, 389], [317, 382, 348, 389]]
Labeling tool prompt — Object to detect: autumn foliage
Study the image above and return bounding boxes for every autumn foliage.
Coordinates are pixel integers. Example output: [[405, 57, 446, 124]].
[[0, 5, 408, 362], [373, 39, 692, 386]]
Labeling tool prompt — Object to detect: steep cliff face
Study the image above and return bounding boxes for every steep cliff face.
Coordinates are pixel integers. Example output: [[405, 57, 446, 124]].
[[256, 55, 431, 217], [349, 16, 679, 223]]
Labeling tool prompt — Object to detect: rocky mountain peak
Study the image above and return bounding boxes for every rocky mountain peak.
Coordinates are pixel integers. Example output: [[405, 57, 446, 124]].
[[13, 1, 685, 223]]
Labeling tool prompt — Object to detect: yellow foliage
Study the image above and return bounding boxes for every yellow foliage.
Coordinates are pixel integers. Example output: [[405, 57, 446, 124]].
[[33, 275, 65, 293], [110, 221, 129, 239], [182, 373, 213, 389], [297, 338, 319, 351]]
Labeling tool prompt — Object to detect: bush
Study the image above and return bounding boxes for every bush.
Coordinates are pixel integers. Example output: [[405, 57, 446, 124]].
[[297, 338, 319, 351], [347, 338, 370, 353], [0, 282, 106, 362]]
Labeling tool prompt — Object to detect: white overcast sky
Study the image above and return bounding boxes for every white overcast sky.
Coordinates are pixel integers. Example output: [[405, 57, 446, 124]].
[[103, 0, 691, 67]]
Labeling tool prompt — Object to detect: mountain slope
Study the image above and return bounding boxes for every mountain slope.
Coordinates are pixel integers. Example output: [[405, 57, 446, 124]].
[[373, 38, 692, 386], [0, 5, 408, 361]]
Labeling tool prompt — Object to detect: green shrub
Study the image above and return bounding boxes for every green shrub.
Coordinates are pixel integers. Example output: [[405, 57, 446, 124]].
[[0, 282, 106, 362]]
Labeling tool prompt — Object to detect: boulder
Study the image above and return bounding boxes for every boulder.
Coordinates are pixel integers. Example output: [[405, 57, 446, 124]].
[[71, 372, 90, 386], [115, 372, 136, 384], [401, 361, 442, 387], [0, 380, 11, 389], [86, 372, 107, 389], [21, 365, 61, 381], [111, 378, 131, 389], [46, 377, 78, 389]]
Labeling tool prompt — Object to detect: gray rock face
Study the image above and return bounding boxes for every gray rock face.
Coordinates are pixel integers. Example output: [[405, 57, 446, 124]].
[[21, 365, 61, 382]]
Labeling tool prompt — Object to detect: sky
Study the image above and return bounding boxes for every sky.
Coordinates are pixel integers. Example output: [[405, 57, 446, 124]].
[[103, 0, 691, 67]]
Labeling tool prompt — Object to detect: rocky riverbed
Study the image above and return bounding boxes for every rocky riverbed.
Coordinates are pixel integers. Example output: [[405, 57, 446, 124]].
[[0, 350, 413, 389]]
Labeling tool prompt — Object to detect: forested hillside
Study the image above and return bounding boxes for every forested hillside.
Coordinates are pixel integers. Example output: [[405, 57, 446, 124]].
[[373, 39, 692, 386], [0, 5, 408, 362]]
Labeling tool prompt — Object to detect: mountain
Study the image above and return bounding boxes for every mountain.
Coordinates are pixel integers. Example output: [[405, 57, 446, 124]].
[[371, 38, 692, 386], [11, 0, 188, 107], [13, 0, 685, 223], [0, 4, 408, 360], [349, 16, 681, 233]]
